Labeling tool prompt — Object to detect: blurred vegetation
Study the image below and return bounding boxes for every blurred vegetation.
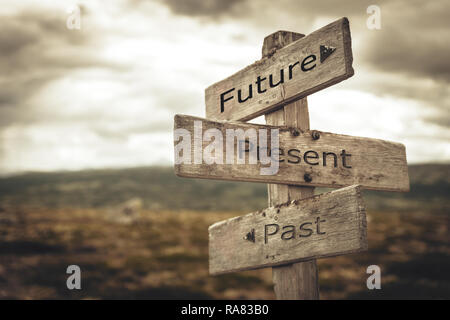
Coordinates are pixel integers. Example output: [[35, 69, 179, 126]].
[[0, 164, 448, 212], [0, 164, 448, 299], [0, 166, 267, 212]]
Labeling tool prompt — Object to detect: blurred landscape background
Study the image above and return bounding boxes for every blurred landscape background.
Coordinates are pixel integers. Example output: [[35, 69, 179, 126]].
[[0, 164, 448, 299], [1, 0, 449, 300]]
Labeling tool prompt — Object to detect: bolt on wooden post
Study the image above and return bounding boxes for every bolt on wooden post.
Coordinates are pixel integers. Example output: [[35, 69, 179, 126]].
[[262, 30, 319, 300]]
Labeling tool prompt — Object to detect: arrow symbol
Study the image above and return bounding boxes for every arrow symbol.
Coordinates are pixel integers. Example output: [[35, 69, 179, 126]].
[[320, 45, 336, 63], [244, 229, 255, 243]]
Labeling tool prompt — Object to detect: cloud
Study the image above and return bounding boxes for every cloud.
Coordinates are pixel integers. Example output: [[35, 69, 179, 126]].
[[152, 0, 372, 22], [361, 0, 450, 82], [336, 68, 450, 130], [155, 0, 450, 84], [152, 0, 450, 86], [0, 9, 118, 128], [0, 3, 211, 173], [0, 0, 449, 174], [155, 0, 245, 18], [0, 10, 94, 73]]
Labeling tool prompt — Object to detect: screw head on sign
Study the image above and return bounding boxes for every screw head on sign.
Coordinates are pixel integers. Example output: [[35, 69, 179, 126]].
[[311, 130, 320, 140], [290, 128, 300, 136], [304, 173, 313, 182]]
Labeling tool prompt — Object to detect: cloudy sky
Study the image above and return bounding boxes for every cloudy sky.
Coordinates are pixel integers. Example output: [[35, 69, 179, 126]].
[[1, 0, 449, 174]]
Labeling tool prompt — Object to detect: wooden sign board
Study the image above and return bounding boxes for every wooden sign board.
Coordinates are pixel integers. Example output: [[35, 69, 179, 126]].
[[209, 185, 367, 275], [205, 17, 354, 121], [174, 115, 410, 192]]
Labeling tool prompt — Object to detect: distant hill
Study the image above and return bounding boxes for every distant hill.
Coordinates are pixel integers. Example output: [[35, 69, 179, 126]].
[[0, 164, 448, 212]]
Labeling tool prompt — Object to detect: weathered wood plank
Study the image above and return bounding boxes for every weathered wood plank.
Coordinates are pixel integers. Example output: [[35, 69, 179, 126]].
[[272, 261, 318, 300], [262, 31, 319, 300], [265, 94, 319, 299], [174, 114, 410, 192], [209, 185, 368, 275], [205, 17, 354, 121]]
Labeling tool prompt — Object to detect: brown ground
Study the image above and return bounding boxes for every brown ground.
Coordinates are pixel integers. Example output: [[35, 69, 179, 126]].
[[0, 206, 448, 300]]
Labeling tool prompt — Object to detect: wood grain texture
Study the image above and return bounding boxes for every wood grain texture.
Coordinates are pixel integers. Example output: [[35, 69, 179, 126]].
[[205, 17, 354, 121], [272, 261, 318, 300], [174, 114, 410, 192], [263, 32, 319, 300], [265, 95, 319, 299], [208, 185, 368, 275], [262, 31, 305, 58]]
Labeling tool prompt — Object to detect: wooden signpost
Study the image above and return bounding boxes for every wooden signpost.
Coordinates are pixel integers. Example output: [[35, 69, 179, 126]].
[[209, 185, 367, 275], [205, 18, 353, 122], [173, 17, 410, 299], [174, 114, 409, 192]]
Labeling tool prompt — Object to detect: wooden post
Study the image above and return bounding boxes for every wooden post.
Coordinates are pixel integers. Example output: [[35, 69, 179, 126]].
[[262, 31, 320, 300]]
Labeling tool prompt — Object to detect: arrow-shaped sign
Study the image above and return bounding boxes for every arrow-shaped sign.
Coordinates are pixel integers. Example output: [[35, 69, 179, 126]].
[[205, 17, 354, 121], [209, 185, 368, 275], [174, 115, 410, 192]]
